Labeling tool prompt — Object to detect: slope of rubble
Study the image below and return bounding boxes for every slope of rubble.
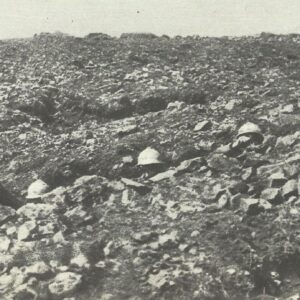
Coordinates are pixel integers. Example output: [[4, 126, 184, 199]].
[[0, 32, 299, 300]]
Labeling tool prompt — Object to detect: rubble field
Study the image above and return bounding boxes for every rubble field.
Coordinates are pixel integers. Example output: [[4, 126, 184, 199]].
[[0, 32, 300, 300]]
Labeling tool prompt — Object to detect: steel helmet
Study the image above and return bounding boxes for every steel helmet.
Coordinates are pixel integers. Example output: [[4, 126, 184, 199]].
[[26, 179, 50, 200], [237, 122, 263, 143], [137, 147, 163, 166]]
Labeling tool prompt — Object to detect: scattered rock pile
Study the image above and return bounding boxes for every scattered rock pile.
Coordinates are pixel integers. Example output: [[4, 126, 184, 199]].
[[0, 32, 299, 299]]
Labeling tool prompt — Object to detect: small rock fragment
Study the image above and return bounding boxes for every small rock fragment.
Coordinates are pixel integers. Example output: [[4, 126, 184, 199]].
[[276, 134, 298, 147], [261, 188, 283, 205], [70, 254, 90, 269], [73, 175, 97, 186], [121, 178, 151, 194], [191, 230, 200, 238], [241, 167, 253, 181], [178, 243, 189, 252], [269, 171, 287, 188], [149, 170, 177, 182], [100, 294, 115, 300], [147, 269, 171, 289], [240, 198, 260, 214], [259, 199, 272, 210], [215, 143, 232, 154], [194, 120, 211, 131], [64, 206, 88, 227], [0, 236, 10, 252], [217, 193, 229, 208], [122, 156, 134, 163], [53, 231, 67, 244], [224, 99, 238, 110], [103, 241, 114, 257], [282, 179, 298, 199], [6, 226, 16, 236], [26, 262, 51, 279], [132, 231, 158, 243], [283, 162, 299, 178], [226, 268, 236, 275], [158, 230, 178, 247], [17, 221, 37, 241], [117, 124, 138, 137], [175, 157, 206, 175], [167, 101, 185, 110], [281, 104, 294, 113]]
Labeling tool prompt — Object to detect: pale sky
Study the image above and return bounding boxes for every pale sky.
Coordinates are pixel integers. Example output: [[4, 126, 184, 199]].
[[0, 0, 300, 39]]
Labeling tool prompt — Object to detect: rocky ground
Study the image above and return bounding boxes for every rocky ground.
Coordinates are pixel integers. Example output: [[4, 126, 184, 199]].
[[0, 31, 299, 299]]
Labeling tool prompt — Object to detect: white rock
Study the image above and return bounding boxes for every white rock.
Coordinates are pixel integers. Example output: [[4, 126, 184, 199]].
[[116, 124, 137, 135], [281, 104, 294, 113], [0, 236, 10, 252], [194, 120, 211, 131], [0, 274, 13, 294], [18, 133, 27, 140], [70, 254, 90, 269], [100, 294, 115, 300], [48, 272, 82, 297], [149, 170, 177, 182], [26, 179, 49, 199], [17, 203, 55, 220], [6, 226, 16, 236], [53, 231, 67, 244], [226, 268, 236, 275], [73, 175, 97, 186], [158, 230, 178, 246], [147, 269, 170, 288], [224, 99, 239, 110], [26, 261, 51, 276], [121, 178, 147, 188], [17, 221, 36, 241], [285, 293, 300, 300], [240, 198, 259, 214], [122, 156, 134, 163], [218, 193, 229, 208], [190, 230, 200, 238], [167, 101, 185, 110]]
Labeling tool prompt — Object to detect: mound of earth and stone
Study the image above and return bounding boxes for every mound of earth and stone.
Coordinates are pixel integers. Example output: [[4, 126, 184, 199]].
[[0, 32, 299, 299]]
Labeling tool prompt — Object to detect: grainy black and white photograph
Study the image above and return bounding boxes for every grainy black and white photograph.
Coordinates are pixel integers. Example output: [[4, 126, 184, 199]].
[[0, 1, 300, 299]]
